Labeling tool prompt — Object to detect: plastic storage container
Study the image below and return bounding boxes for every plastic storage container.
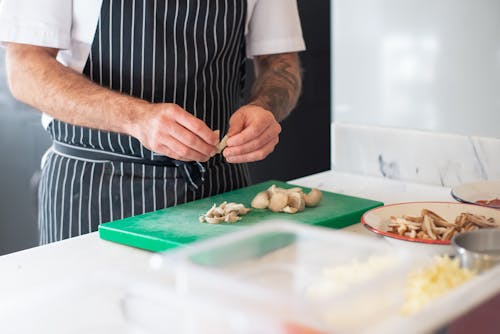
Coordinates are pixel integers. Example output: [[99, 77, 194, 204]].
[[123, 221, 419, 333]]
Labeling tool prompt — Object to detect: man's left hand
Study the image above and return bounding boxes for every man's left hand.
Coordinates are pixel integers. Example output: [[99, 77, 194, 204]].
[[223, 104, 281, 163]]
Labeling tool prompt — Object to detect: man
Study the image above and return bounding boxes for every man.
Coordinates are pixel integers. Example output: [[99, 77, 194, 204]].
[[0, 0, 304, 244]]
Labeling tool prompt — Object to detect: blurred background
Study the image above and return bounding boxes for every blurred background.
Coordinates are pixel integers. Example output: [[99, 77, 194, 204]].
[[0, 49, 52, 254], [333, 0, 500, 137], [1, 0, 500, 255]]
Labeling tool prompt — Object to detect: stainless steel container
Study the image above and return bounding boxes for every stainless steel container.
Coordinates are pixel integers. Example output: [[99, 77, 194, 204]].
[[452, 229, 500, 273]]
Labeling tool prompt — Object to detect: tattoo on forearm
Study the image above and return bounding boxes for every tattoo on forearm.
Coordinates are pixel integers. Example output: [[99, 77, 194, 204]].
[[249, 53, 302, 121]]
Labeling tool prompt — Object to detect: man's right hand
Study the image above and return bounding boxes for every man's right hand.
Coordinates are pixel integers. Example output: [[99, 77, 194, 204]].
[[130, 103, 219, 162]]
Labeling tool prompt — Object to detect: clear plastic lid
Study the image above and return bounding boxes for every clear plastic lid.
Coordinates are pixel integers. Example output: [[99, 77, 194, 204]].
[[123, 221, 500, 333], [150, 220, 417, 333]]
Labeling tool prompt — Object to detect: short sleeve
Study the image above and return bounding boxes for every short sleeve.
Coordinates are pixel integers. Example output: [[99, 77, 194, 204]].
[[0, 0, 72, 49], [246, 0, 306, 57]]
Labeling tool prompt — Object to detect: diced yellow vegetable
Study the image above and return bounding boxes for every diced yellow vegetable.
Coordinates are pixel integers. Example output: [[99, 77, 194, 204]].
[[402, 255, 476, 315]]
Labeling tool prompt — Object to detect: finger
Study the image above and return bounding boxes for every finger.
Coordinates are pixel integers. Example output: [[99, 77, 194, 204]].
[[163, 136, 211, 162], [227, 112, 246, 137], [223, 123, 280, 157], [225, 137, 279, 163], [170, 106, 219, 145], [227, 121, 272, 147], [167, 122, 217, 157]]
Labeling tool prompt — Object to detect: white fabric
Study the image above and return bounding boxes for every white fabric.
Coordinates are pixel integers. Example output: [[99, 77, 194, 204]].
[[0, 0, 305, 67], [246, 0, 305, 57], [0, 0, 103, 72], [0, 0, 73, 50]]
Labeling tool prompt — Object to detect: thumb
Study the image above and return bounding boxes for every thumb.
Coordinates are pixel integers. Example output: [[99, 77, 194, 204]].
[[227, 112, 246, 138]]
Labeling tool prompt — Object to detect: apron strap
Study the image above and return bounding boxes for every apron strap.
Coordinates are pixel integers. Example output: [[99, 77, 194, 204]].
[[52, 141, 205, 191]]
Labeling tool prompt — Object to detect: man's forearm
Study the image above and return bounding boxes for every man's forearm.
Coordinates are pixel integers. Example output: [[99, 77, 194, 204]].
[[6, 43, 147, 136], [6, 43, 220, 162], [249, 53, 302, 122]]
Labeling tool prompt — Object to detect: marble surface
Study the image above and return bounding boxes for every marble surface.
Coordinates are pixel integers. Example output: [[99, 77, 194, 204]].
[[332, 122, 500, 187]]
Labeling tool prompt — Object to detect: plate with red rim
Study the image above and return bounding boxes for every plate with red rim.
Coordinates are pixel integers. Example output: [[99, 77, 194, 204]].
[[451, 180, 500, 209], [361, 202, 500, 253]]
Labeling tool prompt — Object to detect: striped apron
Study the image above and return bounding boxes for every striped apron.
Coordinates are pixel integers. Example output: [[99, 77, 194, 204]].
[[38, 0, 250, 244]]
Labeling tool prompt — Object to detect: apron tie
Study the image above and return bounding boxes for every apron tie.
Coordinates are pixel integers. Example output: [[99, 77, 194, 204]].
[[53, 141, 205, 191]]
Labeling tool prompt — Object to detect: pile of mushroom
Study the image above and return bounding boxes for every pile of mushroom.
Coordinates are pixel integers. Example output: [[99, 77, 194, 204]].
[[251, 184, 322, 214], [388, 209, 498, 240], [199, 201, 251, 224]]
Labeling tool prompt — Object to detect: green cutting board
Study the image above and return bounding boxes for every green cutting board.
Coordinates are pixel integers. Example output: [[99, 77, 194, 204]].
[[98, 180, 383, 252]]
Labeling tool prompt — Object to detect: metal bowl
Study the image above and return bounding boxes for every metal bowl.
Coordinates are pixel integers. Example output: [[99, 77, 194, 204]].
[[452, 228, 500, 273]]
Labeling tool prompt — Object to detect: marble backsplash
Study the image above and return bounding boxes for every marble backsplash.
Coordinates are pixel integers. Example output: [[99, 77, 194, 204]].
[[332, 123, 500, 187]]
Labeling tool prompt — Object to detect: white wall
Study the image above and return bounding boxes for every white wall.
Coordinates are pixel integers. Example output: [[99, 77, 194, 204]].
[[333, 0, 500, 138]]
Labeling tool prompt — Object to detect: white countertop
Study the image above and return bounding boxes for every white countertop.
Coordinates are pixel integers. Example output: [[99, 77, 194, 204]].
[[0, 170, 456, 333]]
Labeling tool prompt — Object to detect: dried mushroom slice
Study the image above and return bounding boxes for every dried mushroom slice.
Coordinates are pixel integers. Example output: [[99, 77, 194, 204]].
[[403, 215, 424, 224], [386, 207, 498, 241], [442, 227, 457, 241], [423, 215, 437, 240], [421, 209, 454, 227], [463, 213, 498, 228]]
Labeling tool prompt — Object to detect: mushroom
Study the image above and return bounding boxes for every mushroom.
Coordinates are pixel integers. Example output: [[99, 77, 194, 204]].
[[266, 184, 280, 196], [199, 201, 251, 224], [463, 213, 498, 227], [238, 207, 252, 215], [282, 206, 299, 214], [216, 135, 229, 154], [224, 211, 241, 223], [442, 227, 456, 241], [213, 206, 226, 217], [205, 204, 218, 217], [224, 202, 244, 212], [305, 188, 322, 207], [251, 191, 270, 209], [267, 184, 296, 196], [205, 216, 224, 224], [422, 215, 437, 240], [287, 191, 306, 212], [421, 209, 454, 227], [212, 129, 228, 154], [224, 202, 251, 215], [268, 191, 288, 212], [285, 187, 304, 194]]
